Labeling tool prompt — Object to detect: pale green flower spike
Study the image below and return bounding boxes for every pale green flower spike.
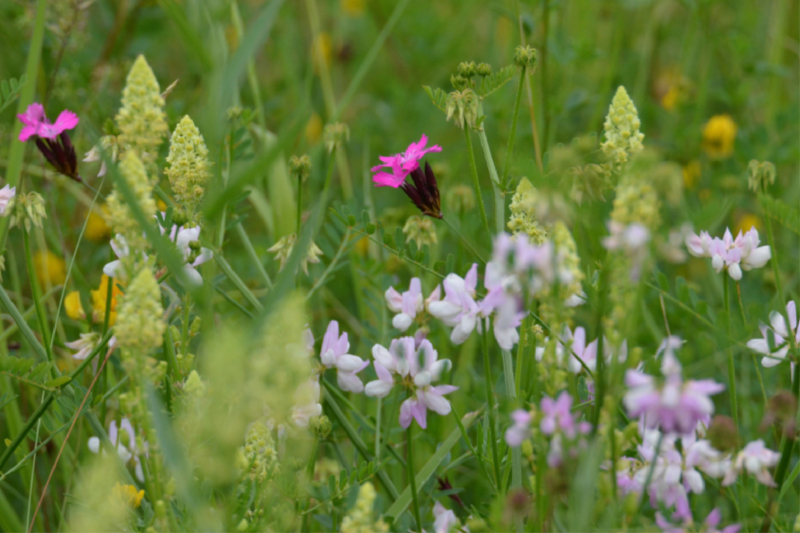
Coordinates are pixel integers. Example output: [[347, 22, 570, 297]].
[[166, 115, 211, 224], [508, 178, 547, 244], [267, 233, 323, 274], [340, 482, 389, 533], [115, 266, 165, 353], [601, 86, 644, 167], [107, 151, 157, 255], [115, 55, 168, 171], [236, 420, 280, 483], [610, 179, 660, 231]]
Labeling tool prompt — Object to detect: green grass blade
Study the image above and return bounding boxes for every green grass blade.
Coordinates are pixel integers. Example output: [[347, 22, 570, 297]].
[[385, 409, 480, 522], [0, 283, 48, 362], [214, 253, 264, 312]]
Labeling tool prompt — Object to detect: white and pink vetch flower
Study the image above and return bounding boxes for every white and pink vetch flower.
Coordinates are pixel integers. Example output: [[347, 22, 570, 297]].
[[685, 227, 771, 280], [364, 337, 456, 429]]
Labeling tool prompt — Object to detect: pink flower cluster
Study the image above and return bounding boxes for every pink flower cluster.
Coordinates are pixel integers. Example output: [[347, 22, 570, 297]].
[[364, 337, 456, 429], [623, 339, 724, 436], [685, 227, 771, 280]]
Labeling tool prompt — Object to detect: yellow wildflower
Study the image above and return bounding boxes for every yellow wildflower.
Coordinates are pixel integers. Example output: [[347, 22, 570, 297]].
[[341, 0, 365, 16], [33, 250, 66, 287], [734, 213, 762, 236], [112, 483, 144, 508], [305, 113, 323, 144], [91, 274, 123, 326], [313, 32, 333, 70], [65, 291, 85, 320], [682, 160, 701, 190], [702, 114, 737, 159], [85, 205, 111, 243]]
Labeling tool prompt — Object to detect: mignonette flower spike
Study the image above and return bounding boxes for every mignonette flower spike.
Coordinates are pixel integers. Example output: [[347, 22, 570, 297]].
[[747, 301, 799, 368], [17, 103, 81, 181], [364, 337, 456, 429], [320, 320, 368, 393], [685, 227, 771, 280]]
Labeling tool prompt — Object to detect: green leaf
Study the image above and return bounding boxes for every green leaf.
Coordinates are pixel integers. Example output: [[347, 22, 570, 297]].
[[384, 410, 480, 521], [657, 272, 669, 292], [423, 85, 449, 113], [0, 283, 48, 362], [44, 375, 72, 388], [477, 65, 517, 98], [761, 194, 800, 235]]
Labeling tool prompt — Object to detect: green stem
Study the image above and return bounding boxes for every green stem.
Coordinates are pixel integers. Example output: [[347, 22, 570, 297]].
[[541, 0, 550, 147], [723, 276, 738, 431], [234, 223, 273, 289], [296, 171, 303, 234], [441, 215, 485, 264], [476, 122, 505, 235], [501, 67, 526, 190], [501, 347, 522, 491], [482, 328, 502, 488], [22, 226, 52, 362], [463, 128, 490, 238], [406, 422, 422, 533]]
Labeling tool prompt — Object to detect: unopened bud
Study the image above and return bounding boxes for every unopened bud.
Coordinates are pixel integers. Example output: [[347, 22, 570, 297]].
[[457, 61, 477, 78], [747, 159, 777, 192], [514, 45, 538, 70], [707, 415, 738, 452], [476, 62, 492, 77], [323, 123, 349, 153], [289, 154, 312, 182]]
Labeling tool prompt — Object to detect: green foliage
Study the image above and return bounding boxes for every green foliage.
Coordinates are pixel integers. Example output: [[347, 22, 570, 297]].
[[476, 64, 517, 98], [0, 75, 25, 114], [761, 194, 800, 235]]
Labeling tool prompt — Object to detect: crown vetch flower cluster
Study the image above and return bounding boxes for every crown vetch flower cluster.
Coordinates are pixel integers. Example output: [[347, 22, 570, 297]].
[[623, 340, 724, 436], [365, 337, 456, 429], [685, 227, 771, 280]]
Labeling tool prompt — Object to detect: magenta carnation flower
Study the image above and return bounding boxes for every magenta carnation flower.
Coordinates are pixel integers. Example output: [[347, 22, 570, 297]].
[[17, 103, 81, 181], [18, 103, 79, 142], [371, 134, 442, 187]]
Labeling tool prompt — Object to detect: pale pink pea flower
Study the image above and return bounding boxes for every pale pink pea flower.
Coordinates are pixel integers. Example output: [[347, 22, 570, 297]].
[[385, 277, 424, 332], [747, 300, 799, 368], [685, 227, 771, 280], [504, 409, 532, 447], [723, 439, 780, 487], [0, 185, 15, 216], [319, 320, 368, 393]]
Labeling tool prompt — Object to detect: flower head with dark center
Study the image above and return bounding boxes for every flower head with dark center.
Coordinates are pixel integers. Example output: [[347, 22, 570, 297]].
[[17, 103, 81, 182], [372, 134, 443, 218]]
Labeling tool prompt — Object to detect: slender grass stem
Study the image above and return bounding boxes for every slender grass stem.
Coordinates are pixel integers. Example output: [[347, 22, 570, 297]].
[[463, 128, 490, 237], [482, 327, 502, 488], [296, 171, 303, 234], [501, 67, 526, 190], [442, 215, 485, 264], [476, 121, 505, 235], [722, 276, 738, 431], [22, 226, 52, 363], [406, 421, 423, 533]]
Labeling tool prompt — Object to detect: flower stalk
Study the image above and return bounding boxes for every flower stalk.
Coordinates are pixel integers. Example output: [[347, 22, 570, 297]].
[[406, 415, 423, 532], [22, 226, 52, 362], [463, 128, 490, 237], [482, 327, 502, 488], [722, 275, 739, 432]]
